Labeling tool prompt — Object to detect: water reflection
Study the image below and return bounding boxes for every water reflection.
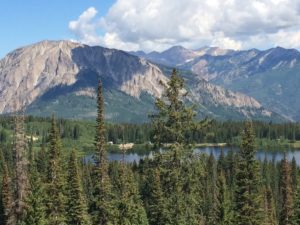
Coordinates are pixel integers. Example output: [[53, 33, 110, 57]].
[[84, 152, 153, 164], [85, 147, 300, 165], [195, 147, 300, 164]]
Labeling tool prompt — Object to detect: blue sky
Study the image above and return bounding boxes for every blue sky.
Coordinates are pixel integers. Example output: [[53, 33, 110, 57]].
[[0, 0, 114, 57], [1, 0, 300, 58]]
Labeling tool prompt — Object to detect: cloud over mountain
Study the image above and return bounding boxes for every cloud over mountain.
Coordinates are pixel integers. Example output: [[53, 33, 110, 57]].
[[69, 0, 300, 51], [69, 7, 101, 45]]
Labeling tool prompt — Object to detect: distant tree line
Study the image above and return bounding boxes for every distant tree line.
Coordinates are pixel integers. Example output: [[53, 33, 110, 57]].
[[0, 116, 299, 147]]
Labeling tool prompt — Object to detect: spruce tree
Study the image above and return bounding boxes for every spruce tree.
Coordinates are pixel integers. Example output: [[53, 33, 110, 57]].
[[36, 143, 47, 180], [234, 122, 263, 225], [206, 153, 219, 225], [12, 113, 29, 224], [66, 149, 91, 225], [0, 148, 6, 225], [292, 180, 300, 225], [1, 164, 14, 225], [116, 163, 148, 225], [279, 157, 293, 225], [217, 148, 226, 174], [151, 68, 197, 147], [263, 186, 277, 225], [291, 157, 297, 190], [92, 80, 117, 225], [23, 159, 46, 225], [147, 167, 170, 225], [149, 69, 204, 224], [262, 157, 271, 188], [159, 144, 199, 225], [217, 170, 234, 225], [188, 156, 207, 225], [45, 115, 67, 225], [226, 149, 237, 188], [28, 135, 34, 166], [81, 162, 94, 210], [0, 148, 5, 174]]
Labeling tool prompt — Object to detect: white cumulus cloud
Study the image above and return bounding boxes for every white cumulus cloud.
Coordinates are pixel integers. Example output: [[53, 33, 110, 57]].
[[69, 7, 101, 45], [69, 0, 300, 51]]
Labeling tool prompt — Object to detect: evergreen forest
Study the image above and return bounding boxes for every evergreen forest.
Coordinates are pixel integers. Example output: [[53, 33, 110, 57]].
[[1, 69, 300, 225]]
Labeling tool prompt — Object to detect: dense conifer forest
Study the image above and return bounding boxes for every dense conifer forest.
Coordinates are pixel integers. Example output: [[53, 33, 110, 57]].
[[0, 69, 299, 225]]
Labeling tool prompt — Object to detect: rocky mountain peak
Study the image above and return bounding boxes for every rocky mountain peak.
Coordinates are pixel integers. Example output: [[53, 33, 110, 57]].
[[0, 40, 167, 113], [0, 40, 83, 112]]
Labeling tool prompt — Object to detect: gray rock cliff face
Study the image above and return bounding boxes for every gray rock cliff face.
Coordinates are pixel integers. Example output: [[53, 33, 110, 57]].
[[0, 40, 167, 113], [0, 40, 80, 112], [189, 80, 272, 118]]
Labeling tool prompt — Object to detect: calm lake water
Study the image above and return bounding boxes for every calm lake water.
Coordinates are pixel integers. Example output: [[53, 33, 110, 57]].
[[195, 147, 300, 164], [85, 147, 300, 165]]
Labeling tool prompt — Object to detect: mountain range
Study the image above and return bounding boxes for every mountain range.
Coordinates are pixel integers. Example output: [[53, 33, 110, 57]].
[[0, 40, 294, 122], [131, 45, 300, 121]]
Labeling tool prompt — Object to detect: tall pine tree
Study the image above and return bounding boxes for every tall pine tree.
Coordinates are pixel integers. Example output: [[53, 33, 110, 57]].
[[291, 157, 297, 190], [262, 186, 277, 225], [279, 157, 293, 225], [206, 153, 219, 225], [116, 163, 148, 225], [66, 149, 91, 225], [1, 164, 14, 225], [23, 156, 46, 225], [92, 80, 117, 225], [151, 68, 197, 148], [150, 70, 203, 224], [12, 113, 29, 224], [234, 121, 263, 225], [217, 170, 234, 225], [292, 179, 300, 225], [146, 167, 170, 225], [45, 115, 67, 225]]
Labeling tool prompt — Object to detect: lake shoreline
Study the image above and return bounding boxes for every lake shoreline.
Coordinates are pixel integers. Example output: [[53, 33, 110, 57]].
[[85, 146, 300, 165], [105, 141, 300, 155]]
